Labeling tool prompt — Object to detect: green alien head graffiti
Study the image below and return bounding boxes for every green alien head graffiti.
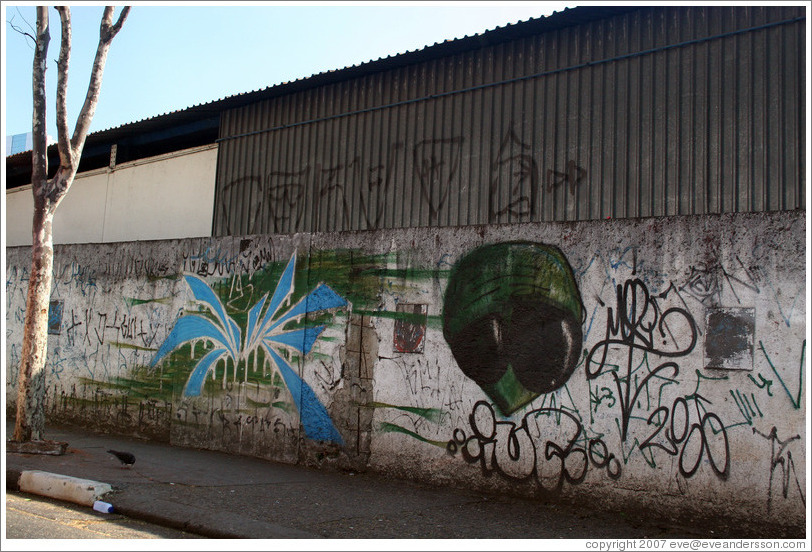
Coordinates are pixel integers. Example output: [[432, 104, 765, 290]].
[[442, 241, 584, 415]]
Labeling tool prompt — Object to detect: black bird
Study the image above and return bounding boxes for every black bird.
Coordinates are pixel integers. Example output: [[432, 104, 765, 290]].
[[107, 449, 136, 468]]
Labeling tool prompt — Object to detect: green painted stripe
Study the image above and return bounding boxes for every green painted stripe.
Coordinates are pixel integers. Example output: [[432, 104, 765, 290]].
[[365, 402, 445, 424], [123, 297, 173, 307], [378, 422, 447, 448]]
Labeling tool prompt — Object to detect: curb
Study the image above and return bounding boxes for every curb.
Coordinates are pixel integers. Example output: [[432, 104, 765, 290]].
[[7, 469, 320, 539], [111, 495, 320, 539], [16, 470, 112, 508]]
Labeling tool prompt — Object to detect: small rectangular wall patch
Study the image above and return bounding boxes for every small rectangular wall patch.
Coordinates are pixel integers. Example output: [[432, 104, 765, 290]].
[[704, 307, 755, 370], [48, 300, 64, 335], [393, 304, 428, 353]]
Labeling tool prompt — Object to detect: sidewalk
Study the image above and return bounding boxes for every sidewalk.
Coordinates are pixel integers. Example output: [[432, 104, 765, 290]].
[[4, 422, 801, 540]]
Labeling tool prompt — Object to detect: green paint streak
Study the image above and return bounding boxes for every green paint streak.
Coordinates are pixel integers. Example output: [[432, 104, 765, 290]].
[[138, 273, 179, 284], [747, 373, 773, 396], [485, 365, 539, 416], [272, 401, 293, 413], [722, 420, 751, 431], [108, 341, 158, 352], [365, 402, 445, 424], [306, 249, 446, 310], [378, 422, 447, 448], [77, 373, 178, 402], [132, 342, 286, 403], [304, 250, 395, 308], [639, 444, 657, 468], [690, 368, 729, 398], [353, 309, 443, 330], [246, 397, 272, 408], [615, 418, 645, 466], [759, 339, 804, 409], [123, 297, 172, 307], [559, 382, 585, 424], [361, 267, 450, 280]]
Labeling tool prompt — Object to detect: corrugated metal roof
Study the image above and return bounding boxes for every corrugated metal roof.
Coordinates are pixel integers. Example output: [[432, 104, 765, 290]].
[[212, 4, 806, 235], [6, 5, 636, 164]]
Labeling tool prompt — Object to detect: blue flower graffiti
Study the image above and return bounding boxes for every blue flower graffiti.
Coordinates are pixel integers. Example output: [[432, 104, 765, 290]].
[[150, 252, 348, 444]]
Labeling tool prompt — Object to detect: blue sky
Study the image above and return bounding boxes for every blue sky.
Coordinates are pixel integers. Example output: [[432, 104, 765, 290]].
[[3, 2, 574, 141]]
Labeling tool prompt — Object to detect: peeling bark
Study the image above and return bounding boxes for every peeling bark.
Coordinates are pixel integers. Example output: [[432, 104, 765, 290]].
[[13, 6, 130, 443]]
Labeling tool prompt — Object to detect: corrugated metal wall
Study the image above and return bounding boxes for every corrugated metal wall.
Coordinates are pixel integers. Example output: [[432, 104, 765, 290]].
[[213, 5, 805, 236]]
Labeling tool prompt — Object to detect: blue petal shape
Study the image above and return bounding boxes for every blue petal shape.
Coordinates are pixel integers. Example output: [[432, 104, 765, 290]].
[[259, 254, 297, 333], [156, 254, 347, 446], [246, 293, 268, 347], [270, 284, 347, 331], [184, 274, 237, 348], [150, 315, 232, 366], [183, 348, 228, 397], [268, 348, 344, 444], [264, 326, 326, 355], [305, 283, 349, 312], [228, 317, 242, 354]]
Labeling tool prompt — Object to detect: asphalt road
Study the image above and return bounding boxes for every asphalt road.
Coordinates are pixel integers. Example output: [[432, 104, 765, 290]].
[[5, 491, 205, 540]]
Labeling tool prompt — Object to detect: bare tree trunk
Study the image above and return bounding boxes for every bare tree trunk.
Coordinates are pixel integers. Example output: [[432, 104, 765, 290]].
[[13, 6, 130, 443], [14, 203, 56, 441]]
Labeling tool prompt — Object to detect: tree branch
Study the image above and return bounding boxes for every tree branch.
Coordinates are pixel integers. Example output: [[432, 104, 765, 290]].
[[105, 6, 131, 41], [55, 7, 73, 170], [8, 15, 37, 49], [70, 6, 131, 156], [30, 7, 50, 196]]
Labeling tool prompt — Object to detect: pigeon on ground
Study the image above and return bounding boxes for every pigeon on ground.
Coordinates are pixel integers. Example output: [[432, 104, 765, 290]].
[[107, 449, 136, 468]]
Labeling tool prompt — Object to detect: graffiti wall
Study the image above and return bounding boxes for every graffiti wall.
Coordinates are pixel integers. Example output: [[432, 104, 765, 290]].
[[5, 211, 806, 528]]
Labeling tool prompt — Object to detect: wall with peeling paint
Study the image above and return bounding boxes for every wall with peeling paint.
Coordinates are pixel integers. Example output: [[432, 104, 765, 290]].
[[5, 210, 806, 529]]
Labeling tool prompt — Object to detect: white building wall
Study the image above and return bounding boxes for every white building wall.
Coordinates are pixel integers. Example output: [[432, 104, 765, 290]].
[[5, 144, 217, 246]]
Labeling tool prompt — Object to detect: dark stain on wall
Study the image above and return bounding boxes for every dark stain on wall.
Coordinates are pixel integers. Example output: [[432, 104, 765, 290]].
[[705, 307, 755, 370]]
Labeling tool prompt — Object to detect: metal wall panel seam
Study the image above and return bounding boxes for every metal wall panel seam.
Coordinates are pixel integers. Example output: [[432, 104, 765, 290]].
[[490, 39, 507, 226], [293, 90, 310, 234], [214, 16, 804, 145]]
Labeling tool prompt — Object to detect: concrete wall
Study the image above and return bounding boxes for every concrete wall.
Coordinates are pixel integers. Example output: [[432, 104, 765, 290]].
[[5, 144, 217, 246], [5, 211, 806, 529]]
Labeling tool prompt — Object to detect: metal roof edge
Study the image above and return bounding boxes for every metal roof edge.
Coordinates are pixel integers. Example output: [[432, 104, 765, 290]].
[[6, 5, 640, 163], [191, 6, 642, 114]]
